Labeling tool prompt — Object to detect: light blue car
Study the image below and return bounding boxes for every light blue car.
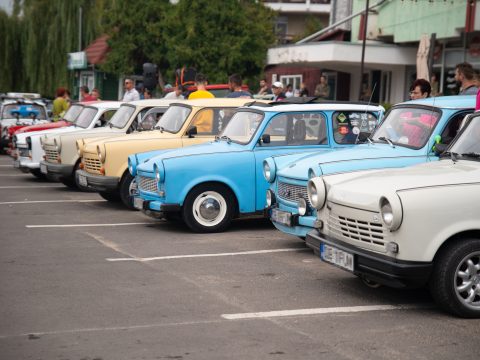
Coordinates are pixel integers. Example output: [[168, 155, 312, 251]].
[[264, 95, 475, 238], [128, 101, 384, 232]]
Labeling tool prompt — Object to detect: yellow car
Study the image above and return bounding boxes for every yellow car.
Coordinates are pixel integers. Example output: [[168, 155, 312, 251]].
[[76, 98, 258, 208]]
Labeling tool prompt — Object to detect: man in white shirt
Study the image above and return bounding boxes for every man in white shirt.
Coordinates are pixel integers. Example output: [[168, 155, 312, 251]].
[[122, 78, 140, 101], [164, 84, 185, 99]]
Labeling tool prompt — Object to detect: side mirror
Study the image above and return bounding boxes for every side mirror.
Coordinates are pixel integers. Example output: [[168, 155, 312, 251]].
[[94, 120, 102, 128], [433, 143, 447, 155], [356, 131, 371, 142], [261, 133, 271, 144], [186, 125, 197, 138]]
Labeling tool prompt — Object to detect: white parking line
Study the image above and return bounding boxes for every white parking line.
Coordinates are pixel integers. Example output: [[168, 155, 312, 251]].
[[0, 199, 106, 205], [0, 164, 13, 167], [0, 185, 64, 189], [222, 304, 429, 320], [0, 174, 31, 177], [106, 248, 308, 262], [26, 222, 154, 228]]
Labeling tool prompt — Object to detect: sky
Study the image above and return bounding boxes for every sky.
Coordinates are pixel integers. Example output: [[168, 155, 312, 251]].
[[0, 0, 13, 14]]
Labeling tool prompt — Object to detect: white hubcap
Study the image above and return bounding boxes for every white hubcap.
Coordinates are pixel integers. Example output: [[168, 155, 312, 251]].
[[192, 191, 227, 227]]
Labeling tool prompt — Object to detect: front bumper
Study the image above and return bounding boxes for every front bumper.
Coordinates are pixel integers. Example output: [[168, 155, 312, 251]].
[[76, 169, 119, 192], [306, 230, 433, 289], [269, 204, 316, 238], [14, 157, 39, 171], [40, 160, 74, 179], [133, 195, 181, 218]]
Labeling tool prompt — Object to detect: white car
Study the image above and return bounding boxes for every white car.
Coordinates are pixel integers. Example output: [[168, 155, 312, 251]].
[[13, 102, 120, 178], [306, 114, 480, 318]]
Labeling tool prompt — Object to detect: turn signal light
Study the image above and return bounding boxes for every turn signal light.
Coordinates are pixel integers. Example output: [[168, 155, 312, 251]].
[[57, 158, 62, 164], [100, 167, 105, 175], [79, 162, 84, 169]]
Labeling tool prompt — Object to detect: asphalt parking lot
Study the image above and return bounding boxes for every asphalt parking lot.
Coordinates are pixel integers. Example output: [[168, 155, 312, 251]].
[[0, 154, 478, 360]]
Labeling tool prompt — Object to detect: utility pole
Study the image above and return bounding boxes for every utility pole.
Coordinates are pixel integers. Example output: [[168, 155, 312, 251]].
[[359, 0, 369, 101]]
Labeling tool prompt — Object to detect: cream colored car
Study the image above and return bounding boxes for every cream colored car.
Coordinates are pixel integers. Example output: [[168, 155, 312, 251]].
[[76, 98, 257, 209], [306, 115, 480, 318], [39, 99, 178, 187]]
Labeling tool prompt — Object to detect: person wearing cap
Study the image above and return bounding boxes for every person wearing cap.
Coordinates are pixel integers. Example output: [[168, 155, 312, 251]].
[[272, 81, 286, 101]]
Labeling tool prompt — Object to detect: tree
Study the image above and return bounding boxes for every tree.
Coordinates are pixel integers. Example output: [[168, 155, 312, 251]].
[[162, 0, 277, 85]]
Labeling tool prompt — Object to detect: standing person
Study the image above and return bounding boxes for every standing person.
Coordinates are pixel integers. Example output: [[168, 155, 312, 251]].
[[122, 78, 140, 101], [299, 82, 309, 97], [430, 73, 440, 97], [271, 81, 286, 101], [80, 85, 96, 101], [257, 78, 272, 96], [409, 79, 431, 100], [314, 75, 330, 99], [52, 87, 70, 121], [188, 74, 214, 99], [285, 84, 294, 98], [226, 74, 252, 98], [455, 62, 479, 95], [143, 88, 153, 99], [91, 88, 101, 100], [164, 84, 185, 99]]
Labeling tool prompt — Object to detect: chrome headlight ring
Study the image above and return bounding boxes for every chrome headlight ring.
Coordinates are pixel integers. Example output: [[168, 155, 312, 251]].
[[379, 195, 403, 231], [128, 157, 137, 176], [97, 144, 106, 163], [53, 138, 61, 153], [263, 158, 276, 183], [307, 177, 327, 210], [297, 197, 307, 216], [266, 189, 276, 208]]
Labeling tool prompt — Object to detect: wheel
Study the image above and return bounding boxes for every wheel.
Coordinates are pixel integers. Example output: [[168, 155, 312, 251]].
[[60, 162, 81, 189], [182, 183, 235, 233], [119, 172, 137, 210], [164, 212, 183, 223], [361, 276, 382, 289], [429, 238, 480, 318], [99, 191, 121, 202]]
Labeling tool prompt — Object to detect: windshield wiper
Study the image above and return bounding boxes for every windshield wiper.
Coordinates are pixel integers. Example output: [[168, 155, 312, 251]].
[[108, 122, 113, 128], [460, 152, 480, 159], [219, 135, 232, 143], [442, 151, 459, 163], [378, 136, 395, 148]]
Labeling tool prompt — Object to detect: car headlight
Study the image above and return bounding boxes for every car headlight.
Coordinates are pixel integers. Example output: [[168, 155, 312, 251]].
[[154, 162, 165, 184], [53, 138, 61, 153], [128, 157, 137, 176], [266, 189, 276, 208], [263, 158, 276, 183], [307, 177, 327, 210], [379, 196, 403, 231], [97, 144, 106, 163], [297, 198, 307, 216], [76, 140, 84, 157]]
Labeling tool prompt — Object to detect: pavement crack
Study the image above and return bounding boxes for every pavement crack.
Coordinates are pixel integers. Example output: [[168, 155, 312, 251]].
[[84, 231, 138, 260]]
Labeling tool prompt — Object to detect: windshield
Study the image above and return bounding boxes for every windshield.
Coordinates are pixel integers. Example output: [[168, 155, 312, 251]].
[[220, 110, 264, 144], [371, 107, 441, 149], [155, 105, 192, 133], [74, 107, 98, 128], [448, 117, 480, 159], [108, 105, 135, 129], [1, 104, 48, 120], [63, 104, 83, 123]]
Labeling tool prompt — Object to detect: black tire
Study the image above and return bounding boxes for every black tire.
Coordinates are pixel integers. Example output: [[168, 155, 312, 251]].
[[429, 238, 480, 318], [164, 212, 183, 223], [99, 191, 121, 202], [119, 172, 137, 210], [182, 183, 235, 233], [30, 169, 47, 180], [60, 162, 81, 189]]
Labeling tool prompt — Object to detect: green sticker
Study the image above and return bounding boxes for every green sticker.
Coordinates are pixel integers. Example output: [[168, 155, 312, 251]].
[[337, 113, 347, 122]]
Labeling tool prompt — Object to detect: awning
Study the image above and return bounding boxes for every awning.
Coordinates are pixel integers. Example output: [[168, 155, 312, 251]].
[[84, 35, 110, 65], [416, 34, 430, 80]]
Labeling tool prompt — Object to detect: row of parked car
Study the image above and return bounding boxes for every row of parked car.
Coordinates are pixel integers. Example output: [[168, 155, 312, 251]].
[[8, 94, 480, 318]]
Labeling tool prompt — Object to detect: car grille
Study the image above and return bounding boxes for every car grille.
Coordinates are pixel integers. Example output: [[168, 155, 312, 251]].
[[138, 175, 157, 193], [328, 212, 386, 247], [18, 147, 29, 157], [45, 148, 59, 162], [83, 153, 102, 174], [277, 181, 311, 207]]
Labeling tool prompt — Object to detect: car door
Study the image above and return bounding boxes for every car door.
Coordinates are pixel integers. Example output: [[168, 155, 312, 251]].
[[253, 111, 329, 211]]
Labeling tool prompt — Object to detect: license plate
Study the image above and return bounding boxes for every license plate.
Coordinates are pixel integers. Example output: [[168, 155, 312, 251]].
[[13, 160, 20, 168], [133, 197, 144, 210], [40, 163, 47, 174], [271, 208, 292, 227], [77, 174, 88, 187], [320, 243, 354, 272]]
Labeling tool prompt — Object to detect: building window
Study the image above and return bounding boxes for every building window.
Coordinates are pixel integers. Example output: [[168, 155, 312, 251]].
[[280, 75, 302, 95]]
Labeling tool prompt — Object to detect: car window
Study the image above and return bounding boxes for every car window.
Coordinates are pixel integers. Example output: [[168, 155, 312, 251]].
[[156, 105, 191, 133], [108, 105, 136, 129], [74, 107, 98, 128], [221, 110, 264, 144], [191, 108, 236, 135], [449, 117, 480, 156], [63, 104, 83, 123], [332, 111, 379, 144], [372, 107, 441, 149], [439, 111, 472, 145], [2, 104, 48, 120], [261, 112, 328, 147], [140, 107, 165, 131]]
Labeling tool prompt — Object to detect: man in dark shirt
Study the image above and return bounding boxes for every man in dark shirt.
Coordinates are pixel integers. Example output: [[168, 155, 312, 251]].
[[226, 74, 252, 98]]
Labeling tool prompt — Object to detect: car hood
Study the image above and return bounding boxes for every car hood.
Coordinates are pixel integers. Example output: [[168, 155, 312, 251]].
[[90, 129, 180, 148], [44, 126, 114, 144], [136, 140, 245, 172], [327, 159, 480, 210], [277, 143, 419, 180], [16, 121, 70, 134]]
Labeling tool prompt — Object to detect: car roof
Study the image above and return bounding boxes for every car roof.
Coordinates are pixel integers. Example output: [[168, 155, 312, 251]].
[[244, 102, 385, 113], [174, 98, 263, 107], [397, 95, 476, 109], [84, 101, 122, 109], [125, 98, 186, 106]]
